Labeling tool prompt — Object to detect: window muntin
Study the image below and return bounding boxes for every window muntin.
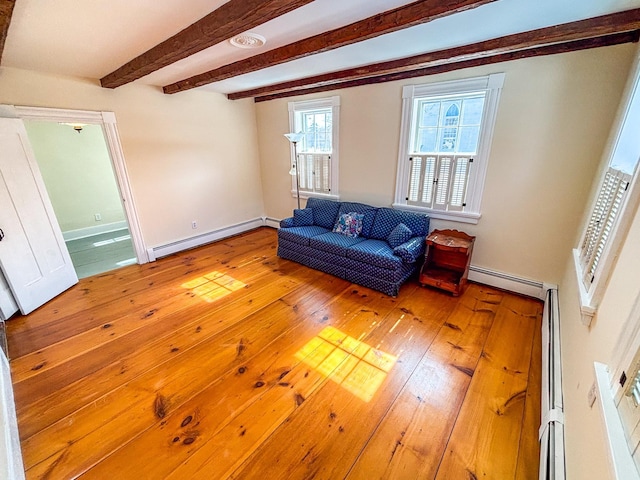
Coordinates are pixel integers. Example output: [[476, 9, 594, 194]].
[[412, 94, 485, 155], [297, 108, 332, 154]]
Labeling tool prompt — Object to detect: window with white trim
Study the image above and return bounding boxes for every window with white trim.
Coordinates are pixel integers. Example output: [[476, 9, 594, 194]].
[[288, 96, 340, 199], [573, 49, 640, 325], [394, 74, 504, 224]]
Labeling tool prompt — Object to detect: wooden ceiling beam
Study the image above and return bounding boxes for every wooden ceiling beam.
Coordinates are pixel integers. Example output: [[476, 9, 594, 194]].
[[252, 31, 639, 102], [100, 0, 314, 89], [0, 0, 16, 63], [162, 0, 498, 94], [225, 8, 640, 101]]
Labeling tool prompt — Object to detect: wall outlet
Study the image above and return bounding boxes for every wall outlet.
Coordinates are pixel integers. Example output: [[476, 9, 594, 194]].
[[191, 221, 197, 229], [94, 213, 102, 221], [588, 381, 597, 408]]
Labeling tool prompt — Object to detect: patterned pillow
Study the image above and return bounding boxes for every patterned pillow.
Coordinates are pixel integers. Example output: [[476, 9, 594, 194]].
[[293, 208, 314, 226], [387, 223, 412, 248], [332, 212, 364, 238]]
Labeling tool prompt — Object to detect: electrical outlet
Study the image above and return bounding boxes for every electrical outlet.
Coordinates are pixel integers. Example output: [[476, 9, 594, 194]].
[[192, 221, 197, 229], [588, 382, 597, 408], [94, 213, 102, 221]]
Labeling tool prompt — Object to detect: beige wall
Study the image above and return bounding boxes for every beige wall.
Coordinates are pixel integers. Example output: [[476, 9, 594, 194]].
[[0, 66, 264, 248], [559, 201, 640, 480], [256, 44, 636, 285], [24, 121, 125, 232]]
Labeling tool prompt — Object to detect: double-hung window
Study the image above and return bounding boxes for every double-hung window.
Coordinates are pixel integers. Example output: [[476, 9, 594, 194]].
[[573, 50, 640, 326], [394, 74, 504, 223], [288, 96, 340, 200]]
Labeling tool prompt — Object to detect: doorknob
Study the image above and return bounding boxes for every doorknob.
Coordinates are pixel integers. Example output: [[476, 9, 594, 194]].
[[0, 228, 4, 241]]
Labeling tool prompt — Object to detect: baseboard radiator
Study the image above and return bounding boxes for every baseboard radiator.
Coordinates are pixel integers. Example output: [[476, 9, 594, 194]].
[[539, 288, 566, 480]]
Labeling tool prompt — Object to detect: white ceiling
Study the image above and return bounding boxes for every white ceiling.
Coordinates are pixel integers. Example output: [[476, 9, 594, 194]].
[[3, 0, 640, 96]]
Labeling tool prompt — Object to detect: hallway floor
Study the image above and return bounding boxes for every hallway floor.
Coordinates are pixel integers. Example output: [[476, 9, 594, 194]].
[[65, 229, 136, 278]]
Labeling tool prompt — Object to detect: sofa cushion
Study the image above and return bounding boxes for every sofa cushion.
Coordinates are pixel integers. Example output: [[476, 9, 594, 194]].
[[310, 232, 366, 257], [370, 208, 430, 240], [293, 208, 314, 226], [346, 239, 402, 270], [332, 212, 364, 238], [338, 202, 377, 238], [306, 198, 340, 230], [387, 223, 412, 248], [278, 225, 330, 246]]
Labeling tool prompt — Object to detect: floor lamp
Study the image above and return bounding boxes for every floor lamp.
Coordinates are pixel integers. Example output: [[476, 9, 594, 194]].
[[284, 133, 304, 209]]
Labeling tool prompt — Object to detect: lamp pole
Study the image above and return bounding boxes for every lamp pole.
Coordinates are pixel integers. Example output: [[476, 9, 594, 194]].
[[284, 133, 304, 210]]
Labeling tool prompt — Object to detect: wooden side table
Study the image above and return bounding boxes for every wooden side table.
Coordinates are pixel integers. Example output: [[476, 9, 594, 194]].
[[419, 229, 475, 296]]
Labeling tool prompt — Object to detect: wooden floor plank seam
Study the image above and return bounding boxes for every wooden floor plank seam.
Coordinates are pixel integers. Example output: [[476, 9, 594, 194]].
[[5, 228, 542, 480]]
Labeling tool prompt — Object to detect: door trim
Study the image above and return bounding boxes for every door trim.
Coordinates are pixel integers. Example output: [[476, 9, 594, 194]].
[[8, 105, 149, 264]]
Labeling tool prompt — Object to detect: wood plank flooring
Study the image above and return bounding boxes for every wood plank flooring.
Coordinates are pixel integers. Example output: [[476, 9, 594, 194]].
[[6, 227, 542, 479]]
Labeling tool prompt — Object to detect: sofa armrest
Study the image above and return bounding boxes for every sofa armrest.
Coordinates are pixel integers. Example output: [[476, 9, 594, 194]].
[[393, 236, 426, 264], [280, 217, 295, 228]]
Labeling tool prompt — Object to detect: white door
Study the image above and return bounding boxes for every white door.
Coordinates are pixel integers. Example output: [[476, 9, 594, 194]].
[[0, 117, 78, 315]]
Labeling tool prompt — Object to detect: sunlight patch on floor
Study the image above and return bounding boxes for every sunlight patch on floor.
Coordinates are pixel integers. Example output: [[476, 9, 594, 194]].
[[181, 271, 246, 303], [92, 234, 131, 247], [295, 326, 397, 402]]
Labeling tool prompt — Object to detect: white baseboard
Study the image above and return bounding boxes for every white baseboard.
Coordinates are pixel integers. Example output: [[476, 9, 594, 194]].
[[63, 221, 128, 241], [468, 265, 553, 300], [147, 217, 265, 261], [264, 217, 281, 229]]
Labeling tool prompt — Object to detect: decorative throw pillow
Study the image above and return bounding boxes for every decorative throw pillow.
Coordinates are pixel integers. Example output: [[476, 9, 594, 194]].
[[293, 208, 314, 226], [387, 223, 412, 248], [332, 212, 364, 238]]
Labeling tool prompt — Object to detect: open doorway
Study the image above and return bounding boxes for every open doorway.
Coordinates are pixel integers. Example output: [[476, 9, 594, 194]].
[[24, 120, 136, 278]]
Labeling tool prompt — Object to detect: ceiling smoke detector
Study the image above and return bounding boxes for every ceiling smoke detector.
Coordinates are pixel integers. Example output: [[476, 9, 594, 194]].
[[229, 33, 266, 49]]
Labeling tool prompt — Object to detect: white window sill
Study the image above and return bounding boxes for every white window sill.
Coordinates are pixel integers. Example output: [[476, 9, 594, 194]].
[[291, 191, 340, 202], [392, 203, 481, 224], [572, 249, 598, 326], [594, 362, 640, 480]]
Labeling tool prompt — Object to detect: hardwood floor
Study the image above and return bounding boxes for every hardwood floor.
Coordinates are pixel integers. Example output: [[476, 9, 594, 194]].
[[6, 227, 542, 479]]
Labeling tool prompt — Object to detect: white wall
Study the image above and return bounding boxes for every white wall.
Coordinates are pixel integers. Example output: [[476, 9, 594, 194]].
[[24, 121, 125, 233], [256, 44, 636, 285], [0, 66, 264, 248]]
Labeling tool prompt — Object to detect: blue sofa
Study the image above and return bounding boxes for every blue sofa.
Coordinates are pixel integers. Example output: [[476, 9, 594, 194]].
[[277, 198, 430, 296]]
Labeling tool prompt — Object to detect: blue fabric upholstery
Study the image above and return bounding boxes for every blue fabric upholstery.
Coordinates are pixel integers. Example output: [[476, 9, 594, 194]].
[[346, 239, 402, 269], [393, 236, 426, 264], [370, 208, 429, 240], [277, 200, 429, 296], [294, 208, 314, 226], [306, 198, 340, 230], [387, 223, 412, 248], [280, 217, 295, 228], [278, 225, 330, 246], [310, 232, 366, 257]]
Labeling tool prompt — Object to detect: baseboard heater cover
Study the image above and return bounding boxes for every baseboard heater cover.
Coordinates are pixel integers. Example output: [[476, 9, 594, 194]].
[[468, 265, 553, 300], [147, 217, 265, 261], [539, 288, 566, 480]]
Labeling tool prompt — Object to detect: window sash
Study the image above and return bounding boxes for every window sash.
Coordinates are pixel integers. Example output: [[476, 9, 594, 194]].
[[296, 107, 333, 154], [407, 154, 472, 211], [579, 166, 631, 287]]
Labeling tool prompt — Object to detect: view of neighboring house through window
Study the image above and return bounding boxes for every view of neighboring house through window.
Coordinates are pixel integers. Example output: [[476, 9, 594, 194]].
[[394, 74, 504, 223], [288, 96, 340, 199]]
